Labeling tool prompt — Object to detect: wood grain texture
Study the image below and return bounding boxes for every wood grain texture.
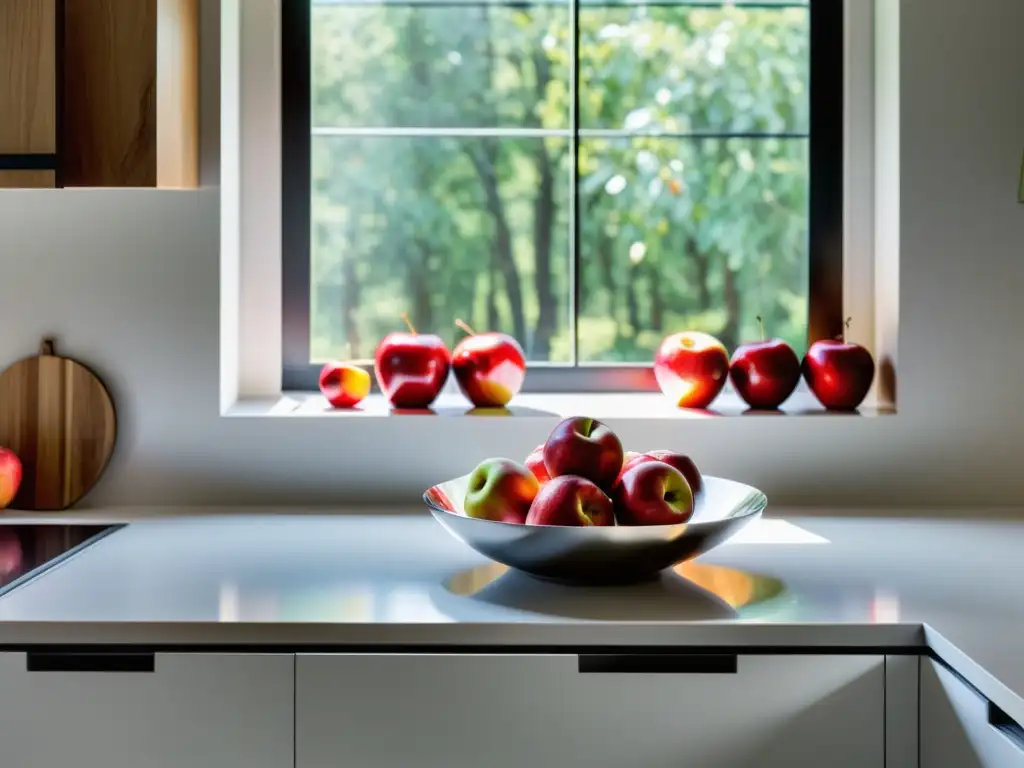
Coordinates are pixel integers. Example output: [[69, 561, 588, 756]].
[[0, 0, 57, 155], [157, 0, 199, 187], [0, 340, 116, 511], [63, 0, 157, 186], [62, 0, 199, 187], [0, 171, 55, 188]]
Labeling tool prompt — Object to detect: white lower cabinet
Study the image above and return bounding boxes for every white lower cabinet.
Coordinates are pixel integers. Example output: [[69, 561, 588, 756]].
[[0, 652, 294, 768], [921, 658, 1024, 767], [296, 653, 884, 768]]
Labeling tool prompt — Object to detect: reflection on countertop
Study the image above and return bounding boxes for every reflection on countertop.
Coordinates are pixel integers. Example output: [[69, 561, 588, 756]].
[[442, 561, 787, 622]]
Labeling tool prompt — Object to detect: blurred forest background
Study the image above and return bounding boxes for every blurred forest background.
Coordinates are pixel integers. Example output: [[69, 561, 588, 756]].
[[309, 0, 810, 364]]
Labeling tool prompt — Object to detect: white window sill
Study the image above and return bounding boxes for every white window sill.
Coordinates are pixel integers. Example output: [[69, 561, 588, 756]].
[[224, 388, 894, 419]]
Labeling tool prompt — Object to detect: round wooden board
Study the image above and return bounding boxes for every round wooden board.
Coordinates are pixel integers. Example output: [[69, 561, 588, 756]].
[[0, 339, 117, 511]]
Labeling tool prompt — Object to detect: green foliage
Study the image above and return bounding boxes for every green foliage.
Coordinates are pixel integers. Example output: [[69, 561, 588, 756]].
[[309, 2, 811, 364]]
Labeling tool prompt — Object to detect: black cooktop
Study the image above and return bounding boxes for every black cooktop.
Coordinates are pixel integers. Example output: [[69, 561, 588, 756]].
[[0, 525, 123, 597]]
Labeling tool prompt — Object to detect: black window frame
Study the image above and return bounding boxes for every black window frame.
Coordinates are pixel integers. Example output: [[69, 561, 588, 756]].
[[281, 0, 844, 393]]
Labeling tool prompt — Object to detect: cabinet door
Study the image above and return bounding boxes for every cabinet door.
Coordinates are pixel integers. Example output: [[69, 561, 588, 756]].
[[0, 652, 294, 768], [921, 658, 1024, 767], [297, 653, 883, 768]]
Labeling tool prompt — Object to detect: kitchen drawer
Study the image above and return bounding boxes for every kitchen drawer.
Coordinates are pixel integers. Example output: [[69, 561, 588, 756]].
[[0, 652, 294, 768], [296, 653, 884, 768], [921, 657, 1024, 767]]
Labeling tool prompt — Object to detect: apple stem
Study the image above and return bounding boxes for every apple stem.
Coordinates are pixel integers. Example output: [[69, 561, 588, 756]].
[[843, 317, 852, 343], [400, 313, 417, 335], [756, 315, 765, 342], [454, 319, 477, 336]]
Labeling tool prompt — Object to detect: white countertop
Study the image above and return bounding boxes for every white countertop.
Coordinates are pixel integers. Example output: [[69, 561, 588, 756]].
[[0, 512, 1020, 725]]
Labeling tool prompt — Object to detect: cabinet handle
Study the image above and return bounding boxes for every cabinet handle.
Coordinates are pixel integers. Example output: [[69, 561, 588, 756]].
[[989, 702, 1024, 751], [578, 654, 737, 675], [26, 652, 155, 673]]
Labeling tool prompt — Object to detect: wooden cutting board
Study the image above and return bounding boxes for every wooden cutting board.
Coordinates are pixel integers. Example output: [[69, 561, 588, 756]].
[[0, 339, 117, 511]]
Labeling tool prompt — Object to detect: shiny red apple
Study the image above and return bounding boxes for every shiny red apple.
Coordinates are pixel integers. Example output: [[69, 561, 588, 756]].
[[729, 316, 801, 410], [374, 314, 451, 409], [644, 450, 703, 498], [615, 461, 694, 526], [543, 416, 624, 491], [318, 360, 371, 409], [525, 475, 614, 527], [802, 319, 875, 411], [524, 444, 550, 484], [0, 448, 22, 510], [451, 320, 526, 408], [611, 450, 703, 508], [464, 458, 539, 524], [654, 331, 730, 409]]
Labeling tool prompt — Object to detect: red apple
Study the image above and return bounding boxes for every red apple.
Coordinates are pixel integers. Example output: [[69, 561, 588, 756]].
[[451, 320, 526, 408], [729, 316, 801, 410], [524, 444, 550, 484], [644, 450, 704, 498], [374, 314, 451, 409], [616, 461, 694, 526], [464, 458, 540, 524], [0, 530, 22, 576], [654, 331, 730, 409], [543, 416, 624, 491], [616, 451, 650, 480], [0, 448, 22, 510], [525, 475, 614, 527], [318, 360, 371, 409], [802, 319, 875, 410]]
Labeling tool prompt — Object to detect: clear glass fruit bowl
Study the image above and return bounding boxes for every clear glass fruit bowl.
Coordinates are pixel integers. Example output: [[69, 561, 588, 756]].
[[424, 474, 766, 585]]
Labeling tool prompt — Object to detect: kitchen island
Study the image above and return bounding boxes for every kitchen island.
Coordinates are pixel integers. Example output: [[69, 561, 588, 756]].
[[0, 511, 1020, 767]]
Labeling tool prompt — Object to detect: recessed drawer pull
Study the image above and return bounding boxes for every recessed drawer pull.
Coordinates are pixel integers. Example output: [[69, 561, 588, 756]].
[[989, 702, 1024, 752], [26, 652, 155, 673], [578, 654, 738, 675]]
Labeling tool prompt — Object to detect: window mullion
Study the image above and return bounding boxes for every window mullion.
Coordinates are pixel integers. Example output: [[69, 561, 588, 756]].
[[569, 0, 581, 367]]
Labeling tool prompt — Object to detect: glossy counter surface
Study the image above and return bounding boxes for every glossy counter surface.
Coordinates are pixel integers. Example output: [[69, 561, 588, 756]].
[[0, 513, 1019, 723]]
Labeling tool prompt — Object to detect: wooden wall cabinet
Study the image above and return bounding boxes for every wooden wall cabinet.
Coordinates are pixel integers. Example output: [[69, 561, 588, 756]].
[[63, 0, 199, 188], [0, 0, 199, 189], [0, 0, 57, 187]]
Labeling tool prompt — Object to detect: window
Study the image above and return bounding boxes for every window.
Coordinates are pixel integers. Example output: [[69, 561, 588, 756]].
[[282, 0, 843, 392]]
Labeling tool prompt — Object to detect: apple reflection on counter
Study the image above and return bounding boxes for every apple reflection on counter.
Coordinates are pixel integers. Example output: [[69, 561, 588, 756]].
[[441, 561, 900, 625], [0, 526, 114, 594], [438, 561, 788, 622]]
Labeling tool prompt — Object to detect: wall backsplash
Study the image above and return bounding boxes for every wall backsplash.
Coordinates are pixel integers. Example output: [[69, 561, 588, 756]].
[[0, 0, 1022, 511]]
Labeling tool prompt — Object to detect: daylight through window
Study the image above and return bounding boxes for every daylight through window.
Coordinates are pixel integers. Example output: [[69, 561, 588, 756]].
[[282, 0, 842, 391]]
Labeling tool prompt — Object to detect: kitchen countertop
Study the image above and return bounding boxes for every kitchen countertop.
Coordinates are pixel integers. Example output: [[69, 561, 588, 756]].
[[0, 511, 1019, 725]]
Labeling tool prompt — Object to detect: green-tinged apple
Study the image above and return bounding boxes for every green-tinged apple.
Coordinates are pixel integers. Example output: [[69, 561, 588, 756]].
[[543, 416, 623, 490], [464, 458, 540, 524], [524, 444, 550, 484], [0, 448, 22, 510], [611, 450, 703, 507], [616, 461, 694, 526], [525, 475, 614, 527], [645, 450, 703, 498], [654, 331, 730, 409]]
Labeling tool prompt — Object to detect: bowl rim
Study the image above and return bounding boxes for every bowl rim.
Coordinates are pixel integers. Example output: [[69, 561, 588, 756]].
[[423, 473, 767, 531]]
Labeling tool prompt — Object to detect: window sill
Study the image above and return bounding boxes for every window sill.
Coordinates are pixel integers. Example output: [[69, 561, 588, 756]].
[[224, 388, 894, 419]]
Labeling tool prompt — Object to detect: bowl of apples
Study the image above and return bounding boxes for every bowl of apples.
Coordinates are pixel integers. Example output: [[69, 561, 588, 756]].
[[424, 417, 766, 585]]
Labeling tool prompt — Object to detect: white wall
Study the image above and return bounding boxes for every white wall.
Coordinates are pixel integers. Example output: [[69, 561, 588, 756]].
[[0, 0, 1022, 510]]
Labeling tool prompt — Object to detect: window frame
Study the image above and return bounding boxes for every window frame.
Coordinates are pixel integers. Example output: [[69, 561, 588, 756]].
[[280, 0, 845, 393]]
